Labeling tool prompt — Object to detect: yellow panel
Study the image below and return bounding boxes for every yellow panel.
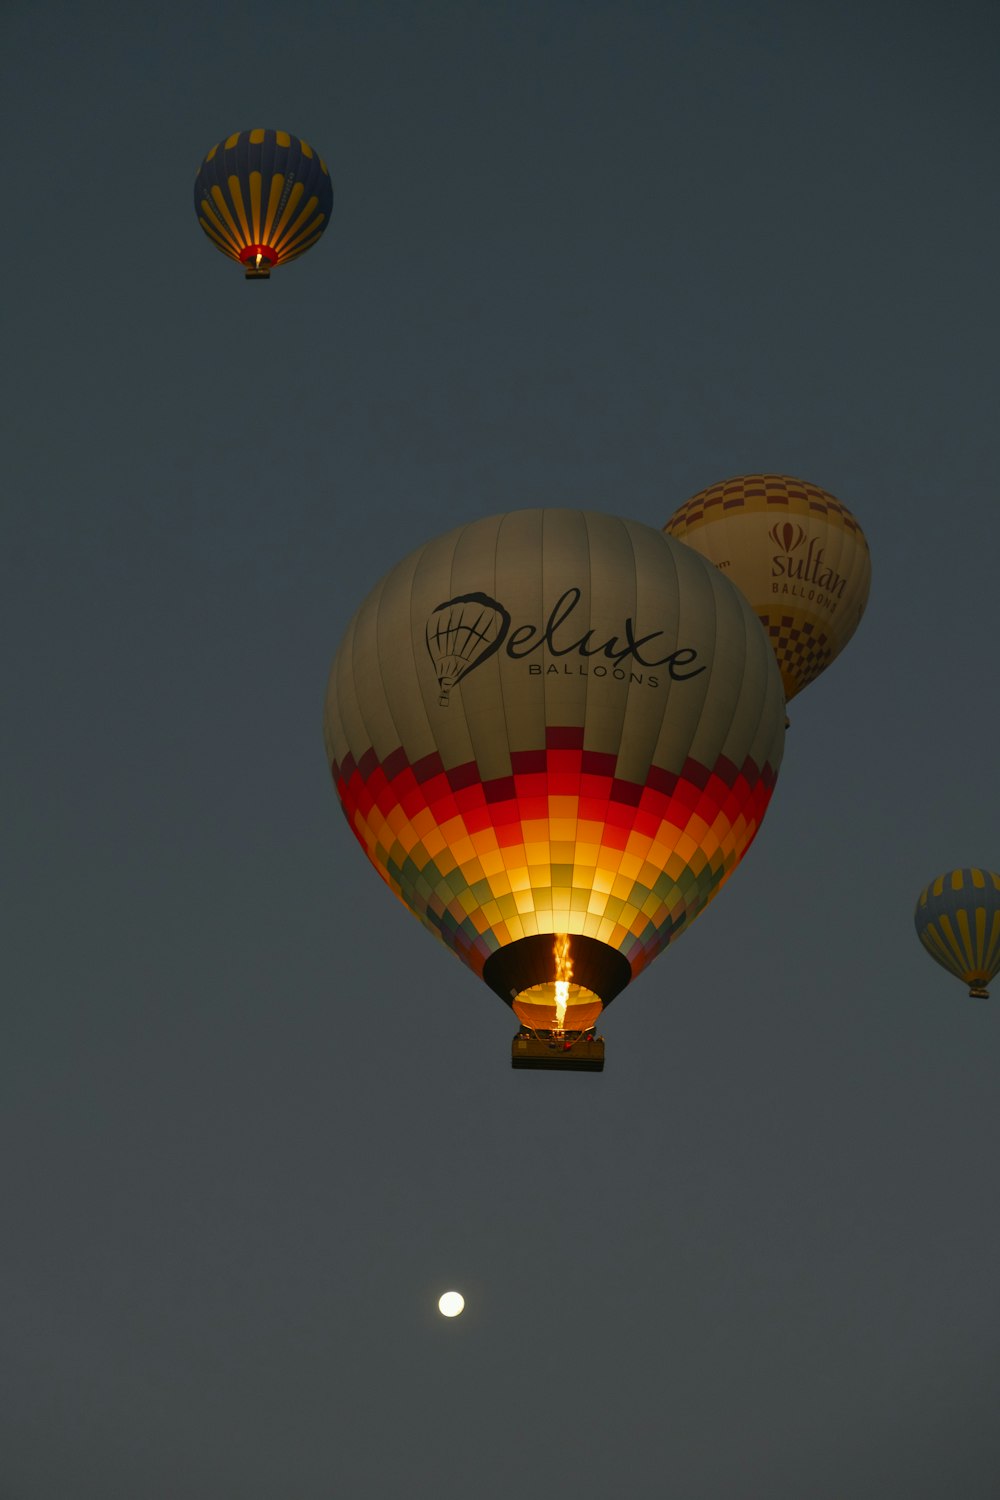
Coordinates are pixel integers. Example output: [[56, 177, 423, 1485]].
[[515, 890, 535, 914], [507, 866, 531, 892], [226, 174, 252, 242], [249, 128, 265, 144], [936, 916, 967, 972], [300, 139, 314, 157], [985, 911, 1000, 973], [951, 870, 964, 890], [209, 183, 243, 243], [269, 180, 304, 243], [956, 909, 976, 969], [225, 132, 240, 148], [261, 172, 286, 243], [248, 169, 262, 240], [276, 130, 291, 147], [933, 875, 945, 896], [972, 868, 986, 888], [273, 191, 319, 251]]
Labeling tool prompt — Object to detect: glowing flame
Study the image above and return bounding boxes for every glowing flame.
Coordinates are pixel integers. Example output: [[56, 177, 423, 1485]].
[[553, 933, 572, 1031], [255, 252, 263, 268]]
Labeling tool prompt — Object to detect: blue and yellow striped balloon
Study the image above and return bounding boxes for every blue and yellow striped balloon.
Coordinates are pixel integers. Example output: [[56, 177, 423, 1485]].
[[194, 129, 333, 279], [915, 868, 1000, 998]]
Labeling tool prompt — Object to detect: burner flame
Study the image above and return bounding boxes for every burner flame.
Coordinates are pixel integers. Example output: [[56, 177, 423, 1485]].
[[553, 933, 572, 1031]]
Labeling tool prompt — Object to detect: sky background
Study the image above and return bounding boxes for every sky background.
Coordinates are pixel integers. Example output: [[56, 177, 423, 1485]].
[[3, 2, 999, 1495]]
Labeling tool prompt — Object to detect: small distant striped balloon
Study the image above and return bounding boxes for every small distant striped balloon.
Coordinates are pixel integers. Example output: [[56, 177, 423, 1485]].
[[194, 129, 333, 278], [915, 868, 1000, 998]]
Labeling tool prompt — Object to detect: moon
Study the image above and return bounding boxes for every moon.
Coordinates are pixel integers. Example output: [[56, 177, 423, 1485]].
[[438, 1290, 465, 1318]]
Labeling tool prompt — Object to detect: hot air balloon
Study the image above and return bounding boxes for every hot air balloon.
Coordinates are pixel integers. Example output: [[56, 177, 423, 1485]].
[[664, 475, 871, 705], [915, 868, 1000, 998], [324, 509, 786, 1069], [194, 129, 333, 279]]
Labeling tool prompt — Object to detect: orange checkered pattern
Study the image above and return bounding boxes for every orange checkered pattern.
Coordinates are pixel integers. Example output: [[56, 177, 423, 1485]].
[[668, 475, 863, 536]]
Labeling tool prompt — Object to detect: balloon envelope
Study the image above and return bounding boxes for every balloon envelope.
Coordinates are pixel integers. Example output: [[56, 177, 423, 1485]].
[[664, 475, 871, 702], [193, 129, 333, 277], [915, 868, 1000, 997], [324, 510, 786, 1030]]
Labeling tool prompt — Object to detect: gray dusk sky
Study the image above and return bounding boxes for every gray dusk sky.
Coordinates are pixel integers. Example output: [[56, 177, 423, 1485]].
[[3, 2, 999, 1496]]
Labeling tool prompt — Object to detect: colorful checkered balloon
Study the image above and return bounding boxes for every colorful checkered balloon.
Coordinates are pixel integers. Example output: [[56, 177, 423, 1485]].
[[324, 509, 786, 1031]]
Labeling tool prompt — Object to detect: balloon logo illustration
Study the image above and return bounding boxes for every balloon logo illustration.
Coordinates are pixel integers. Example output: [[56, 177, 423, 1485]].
[[768, 521, 806, 554], [426, 593, 511, 707]]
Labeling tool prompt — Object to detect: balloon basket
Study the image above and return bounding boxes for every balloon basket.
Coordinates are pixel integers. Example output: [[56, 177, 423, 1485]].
[[511, 1030, 605, 1072]]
